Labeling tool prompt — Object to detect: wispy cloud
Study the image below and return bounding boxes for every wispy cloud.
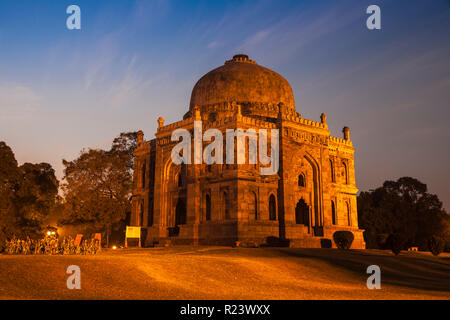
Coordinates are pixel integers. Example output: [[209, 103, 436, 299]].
[[207, 41, 221, 49], [231, 2, 362, 64], [0, 82, 41, 120], [236, 29, 271, 50]]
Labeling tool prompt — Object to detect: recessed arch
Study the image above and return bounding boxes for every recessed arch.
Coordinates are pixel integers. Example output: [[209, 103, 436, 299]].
[[298, 173, 306, 187], [141, 161, 146, 188], [303, 152, 322, 227], [295, 198, 309, 225], [330, 159, 335, 183], [342, 161, 349, 184], [223, 191, 230, 220], [148, 202, 153, 226], [139, 201, 144, 226], [175, 198, 187, 226], [346, 201, 351, 226], [248, 191, 258, 220], [205, 193, 211, 221], [269, 194, 277, 221], [177, 172, 183, 187], [331, 200, 336, 225]]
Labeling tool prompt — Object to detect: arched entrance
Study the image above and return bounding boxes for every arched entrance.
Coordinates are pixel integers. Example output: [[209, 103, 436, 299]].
[[303, 154, 323, 236], [295, 199, 309, 226], [175, 199, 187, 226]]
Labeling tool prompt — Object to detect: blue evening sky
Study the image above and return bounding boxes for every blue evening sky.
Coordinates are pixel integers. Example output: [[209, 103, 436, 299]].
[[0, 0, 449, 208]]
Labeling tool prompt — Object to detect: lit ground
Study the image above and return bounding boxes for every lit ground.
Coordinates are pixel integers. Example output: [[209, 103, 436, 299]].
[[0, 247, 449, 300]]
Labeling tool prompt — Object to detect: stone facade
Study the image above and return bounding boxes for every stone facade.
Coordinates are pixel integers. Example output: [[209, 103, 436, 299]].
[[131, 55, 365, 249]]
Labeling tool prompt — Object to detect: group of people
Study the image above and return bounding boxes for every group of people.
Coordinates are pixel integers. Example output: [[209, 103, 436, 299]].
[[4, 235, 100, 255]]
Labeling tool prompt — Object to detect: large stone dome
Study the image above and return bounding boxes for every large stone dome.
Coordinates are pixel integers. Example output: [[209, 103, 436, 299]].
[[189, 54, 295, 112]]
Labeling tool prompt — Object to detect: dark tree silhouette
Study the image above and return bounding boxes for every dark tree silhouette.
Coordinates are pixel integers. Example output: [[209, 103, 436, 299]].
[[0, 142, 20, 248], [0, 142, 59, 249], [15, 162, 59, 235], [61, 132, 137, 246], [358, 177, 449, 250]]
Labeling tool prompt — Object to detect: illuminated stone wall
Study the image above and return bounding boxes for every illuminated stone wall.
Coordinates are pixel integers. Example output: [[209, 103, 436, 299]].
[[131, 56, 365, 249]]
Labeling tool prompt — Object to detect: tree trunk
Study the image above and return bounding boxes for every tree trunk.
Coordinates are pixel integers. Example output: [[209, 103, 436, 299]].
[[106, 225, 111, 248]]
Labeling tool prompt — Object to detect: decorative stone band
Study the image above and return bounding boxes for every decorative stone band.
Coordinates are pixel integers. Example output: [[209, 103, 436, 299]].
[[157, 117, 194, 134], [143, 114, 349, 153], [183, 101, 328, 128], [157, 114, 280, 136], [185, 101, 299, 118], [203, 115, 278, 131], [329, 135, 353, 147]]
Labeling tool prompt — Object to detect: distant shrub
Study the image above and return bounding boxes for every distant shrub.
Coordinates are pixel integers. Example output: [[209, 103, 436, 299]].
[[240, 240, 259, 248], [445, 238, 450, 253], [264, 236, 290, 247], [321, 238, 332, 248], [387, 233, 406, 255], [428, 236, 445, 256], [362, 230, 377, 249], [333, 231, 354, 250], [376, 233, 390, 249], [0, 232, 7, 253]]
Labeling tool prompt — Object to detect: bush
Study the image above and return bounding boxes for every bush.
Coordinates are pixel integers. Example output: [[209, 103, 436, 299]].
[[362, 230, 377, 249], [445, 238, 450, 253], [321, 238, 332, 248], [376, 233, 390, 249], [263, 236, 290, 247], [333, 231, 354, 250], [0, 231, 8, 253], [428, 236, 445, 256], [387, 233, 406, 255]]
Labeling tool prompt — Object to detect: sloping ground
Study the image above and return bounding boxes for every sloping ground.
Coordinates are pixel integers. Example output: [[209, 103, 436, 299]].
[[0, 247, 449, 300]]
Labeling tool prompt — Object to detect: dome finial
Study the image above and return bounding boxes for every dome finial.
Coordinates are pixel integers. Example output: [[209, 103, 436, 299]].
[[225, 54, 256, 65], [233, 54, 249, 61]]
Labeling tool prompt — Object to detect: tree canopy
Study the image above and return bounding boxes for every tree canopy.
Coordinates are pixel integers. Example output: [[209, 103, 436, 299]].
[[0, 142, 59, 246], [358, 177, 449, 250], [60, 132, 137, 244], [14, 162, 59, 235], [0, 142, 20, 245]]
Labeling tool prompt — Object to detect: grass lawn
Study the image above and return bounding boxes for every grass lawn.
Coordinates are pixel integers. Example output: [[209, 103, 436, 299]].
[[0, 247, 449, 300]]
